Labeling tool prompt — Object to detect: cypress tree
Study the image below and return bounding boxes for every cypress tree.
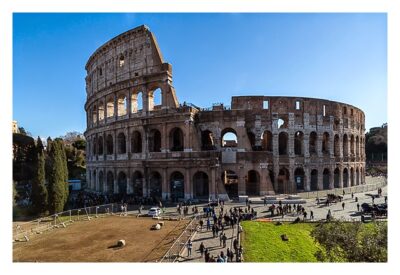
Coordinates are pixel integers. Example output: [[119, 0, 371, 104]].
[[31, 138, 48, 215], [59, 140, 69, 206], [47, 139, 67, 213]]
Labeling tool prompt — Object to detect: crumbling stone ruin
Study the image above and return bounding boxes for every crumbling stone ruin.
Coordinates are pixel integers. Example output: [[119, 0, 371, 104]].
[[85, 25, 366, 200]]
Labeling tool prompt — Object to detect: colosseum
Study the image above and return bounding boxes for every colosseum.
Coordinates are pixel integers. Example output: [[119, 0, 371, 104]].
[[84, 25, 366, 201]]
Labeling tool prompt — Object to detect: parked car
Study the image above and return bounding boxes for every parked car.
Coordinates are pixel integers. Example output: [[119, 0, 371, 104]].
[[148, 207, 161, 217]]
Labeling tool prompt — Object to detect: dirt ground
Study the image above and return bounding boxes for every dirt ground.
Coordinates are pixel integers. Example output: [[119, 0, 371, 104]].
[[13, 216, 189, 262]]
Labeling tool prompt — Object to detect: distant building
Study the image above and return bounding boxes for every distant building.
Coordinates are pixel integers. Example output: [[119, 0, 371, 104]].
[[12, 120, 19, 134]]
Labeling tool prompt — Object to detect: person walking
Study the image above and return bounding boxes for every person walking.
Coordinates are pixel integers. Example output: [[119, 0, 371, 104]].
[[199, 219, 204, 231], [199, 242, 205, 257], [342, 202, 345, 210], [219, 232, 223, 246], [351, 192, 354, 199], [357, 203, 360, 212], [310, 210, 314, 220], [187, 239, 193, 257], [207, 218, 211, 231], [222, 233, 227, 248]]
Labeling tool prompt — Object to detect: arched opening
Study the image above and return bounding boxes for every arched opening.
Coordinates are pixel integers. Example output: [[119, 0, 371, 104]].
[[106, 171, 114, 194], [149, 172, 162, 198], [322, 132, 330, 155], [93, 170, 97, 190], [117, 132, 126, 154], [294, 131, 304, 155], [309, 132, 317, 155], [149, 88, 162, 111], [98, 102, 104, 121], [132, 171, 143, 197], [201, 130, 215, 151], [222, 170, 238, 198], [193, 171, 209, 199], [310, 169, 318, 191], [294, 168, 305, 191], [106, 97, 114, 118], [221, 128, 238, 148], [261, 130, 272, 152], [98, 171, 104, 193], [170, 171, 184, 201], [350, 167, 355, 186], [106, 134, 113, 155], [278, 132, 288, 155], [131, 131, 142, 153], [170, 128, 184, 151], [117, 94, 127, 116], [334, 168, 340, 188], [93, 137, 97, 156], [323, 169, 330, 190], [117, 172, 127, 195], [131, 91, 143, 113], [97, 136, 103, 155], [334, 134, 340, 157], [350, 135, 355, 156], [277, 168, 290, 194], [246, 170, 260, 196], [247, 132, 259, 151], [343, 168, 349, 188], [268, 169, 275, 189], [92, 105, 97, 124], [343, 134, 349, 157], [356, 168, 360, 185], [149, 129, 161, 152]]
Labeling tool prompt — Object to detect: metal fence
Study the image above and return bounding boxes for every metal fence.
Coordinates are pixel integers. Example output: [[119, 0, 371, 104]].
[[13, 203, 118, 242], [157, 213, 202, 263]]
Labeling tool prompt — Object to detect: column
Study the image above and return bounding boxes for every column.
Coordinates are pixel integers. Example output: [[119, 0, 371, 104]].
[[317, 167, 323, 190], [162, 168, 168, 200], [210, 167, 216, 200], [185, 168, 192, 199]]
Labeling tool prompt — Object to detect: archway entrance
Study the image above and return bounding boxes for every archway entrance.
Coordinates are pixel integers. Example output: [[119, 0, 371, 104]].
[[343, 168, 349, 188], [222, 170, 238, 198], [117, 172, 127, 195], [132, 171, 143, 197], [334, 168, 340, 188], [149, 172, 162, 198], [106, 171, 114, 194], [170, 171, 184, 201], [246, 170, 260, 196], [294, 168, 305, 192], [323, 169, 330, 190], [310, 169, 318, 191], [193, 172, 209, 199], [277, 168, 289, 194]]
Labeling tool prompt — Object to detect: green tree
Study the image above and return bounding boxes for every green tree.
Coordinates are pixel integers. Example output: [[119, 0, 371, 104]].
[[47, 139, 68, 213], [31, 138, 48, 215]]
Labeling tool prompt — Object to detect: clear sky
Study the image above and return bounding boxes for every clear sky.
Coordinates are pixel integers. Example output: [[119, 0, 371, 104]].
[[13, 13, 387, 139]]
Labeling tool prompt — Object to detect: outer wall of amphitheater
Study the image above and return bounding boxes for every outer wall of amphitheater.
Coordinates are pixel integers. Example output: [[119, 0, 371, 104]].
[[84, 25, 366, 201]]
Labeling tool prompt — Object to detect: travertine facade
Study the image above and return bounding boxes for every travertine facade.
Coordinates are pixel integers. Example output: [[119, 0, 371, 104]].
[[84, 25, 366, 200]]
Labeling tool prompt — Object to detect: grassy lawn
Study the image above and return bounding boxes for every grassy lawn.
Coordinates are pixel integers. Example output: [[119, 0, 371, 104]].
[[241, 221, 324, 262]]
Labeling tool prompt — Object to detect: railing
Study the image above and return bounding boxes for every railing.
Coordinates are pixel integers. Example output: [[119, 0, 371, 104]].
[[13, 203, 118, 242], [157, 213, 202, 263]]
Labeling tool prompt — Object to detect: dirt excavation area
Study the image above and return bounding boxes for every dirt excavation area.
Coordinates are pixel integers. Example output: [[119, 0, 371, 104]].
[[13, 216, 189, 262]]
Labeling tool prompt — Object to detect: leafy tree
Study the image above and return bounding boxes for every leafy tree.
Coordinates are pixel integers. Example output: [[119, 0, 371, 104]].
[[47, 139, 68, 213], [72, 139, 86, 151], [311, 220, 387, 262], [31, 138, 48, 215]]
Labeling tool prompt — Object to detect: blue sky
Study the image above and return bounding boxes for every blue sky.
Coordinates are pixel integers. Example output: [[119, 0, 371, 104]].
[[13, 13, 387, 138]]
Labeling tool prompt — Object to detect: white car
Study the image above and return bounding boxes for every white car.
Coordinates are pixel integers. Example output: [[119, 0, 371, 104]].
[[148, 207, 161, 217]]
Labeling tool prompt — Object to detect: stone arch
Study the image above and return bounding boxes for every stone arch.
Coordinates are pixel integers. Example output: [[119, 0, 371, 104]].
[[149, 87, 162, 111], [261, 130, 272, 152], [350, 135, 355, 156], [98, 101, 104, 121], [350, 167, 355, 186], [294, 131, 304, 155], [117, 171, 127, 195], [221, 128, 238, 148], [131, 91, 143, 113], [98, 170, 104, 193], [246, 170, 260, 196], [310, 169, 318, 191], [356, 167, 360, 185], [92, 170, 97, 190], [343, 168, 349, 188], [149, 129, 162, 152], [193, 171, 209, 199], [131, 171, 143, 197], [131, 131, 142, 153], [93, 136, 97, 156], [201, 130, 215, 151], [309, 132, 317, 155], [343, 134, 349, 157], [98, 136, 104, 155], [149, 171, 162, 198], [322, 132, 330, 155], [106, 134, 113, 154], [106, 96, 114, 118], [247, 131, 257, 151], [106, 171, 114, 194], [323, 168, 330, 190], [170, 171, 185, 201], [279, 132, 288, 155], [334, 134, 340, 157], [222, 170, 238, 198], [334, 168, 340, 188], [170, 127, 184, 151], [117, 132, 126, 154], [294, 167, 305, 191], [277, 168, 290, 194], [117, 93, 127, 116]]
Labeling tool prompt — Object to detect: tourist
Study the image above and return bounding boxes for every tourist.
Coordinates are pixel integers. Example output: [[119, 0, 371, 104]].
[[343, 190, 345, 196], [220, 251, 227, 262], [303, 211, 307, 220], [342, 202, 345, 210], [187, 239, 193, 257], [207, 218, 211, 231], [199, 219, 204, 231], [222, 233, 227, 248], [351, 192, 354, 199], [310, 210, 314, 220], [199, 242, 205, 256], [219, 232, 223, 246], [357, 203, 360, 212]]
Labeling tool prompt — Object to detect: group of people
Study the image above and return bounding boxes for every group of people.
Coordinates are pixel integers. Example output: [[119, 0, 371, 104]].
[[268, 201, 313, 220]]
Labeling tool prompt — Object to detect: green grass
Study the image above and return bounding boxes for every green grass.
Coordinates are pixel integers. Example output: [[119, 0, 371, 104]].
[[241, 221, 324, 262]]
